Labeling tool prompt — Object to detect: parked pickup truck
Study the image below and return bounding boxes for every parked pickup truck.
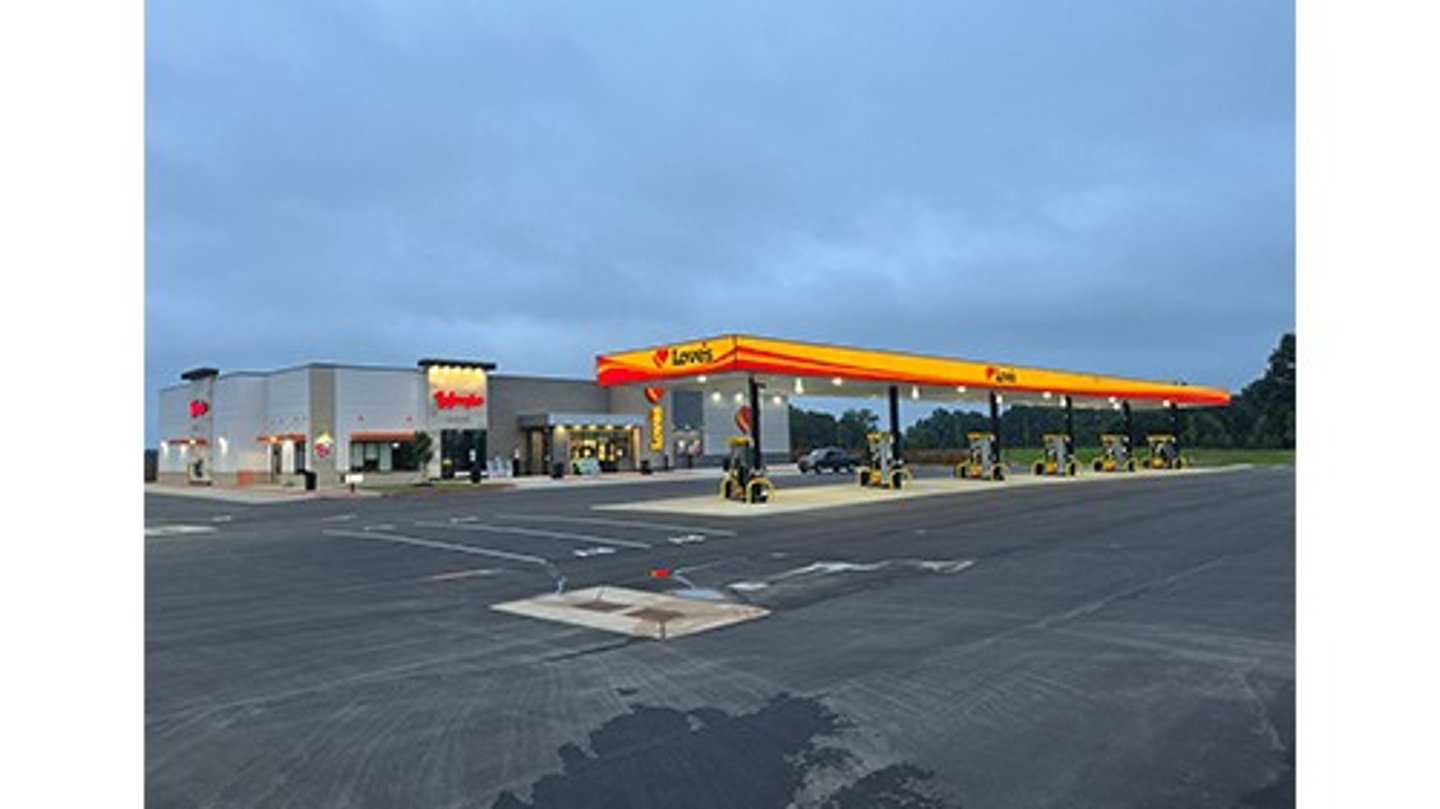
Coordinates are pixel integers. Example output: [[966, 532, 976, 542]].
[[797, 447, 861, 474]]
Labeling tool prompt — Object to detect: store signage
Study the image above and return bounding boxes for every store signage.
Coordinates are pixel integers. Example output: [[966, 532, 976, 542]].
[[315, 433, 334, 458], [652, 342, 715, 369], [189, 399, 210, 418], [649, 406, 665, 451], [735, 405, 752, 435], [433, 391, 486, 410], [985, 366, 1018, 385], [644, 386, 665, 404]]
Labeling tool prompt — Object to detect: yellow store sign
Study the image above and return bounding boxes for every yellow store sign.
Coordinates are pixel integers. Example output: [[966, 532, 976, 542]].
[[649, 406, 665, 451]]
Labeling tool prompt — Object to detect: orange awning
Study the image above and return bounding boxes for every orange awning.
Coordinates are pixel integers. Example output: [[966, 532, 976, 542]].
[[255, 433, 307, 443], [349, 431, 419, 442]]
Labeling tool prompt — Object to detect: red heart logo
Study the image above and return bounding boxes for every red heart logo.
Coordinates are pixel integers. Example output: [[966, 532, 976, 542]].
[[652, 348, 670, 368], [985, 366, 996, 380], [735, 405, 752, 434], [644, 386, 664, 404]]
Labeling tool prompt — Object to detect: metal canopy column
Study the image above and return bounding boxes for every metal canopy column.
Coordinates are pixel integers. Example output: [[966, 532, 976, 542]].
[[989, 391, 1002, 464], [1169, 402, 1182, 455], [888, 385, 902, 462], [1063, 395, 1075, 456], [749, 376, 763, 472], [1122, 401, 1134, 449]]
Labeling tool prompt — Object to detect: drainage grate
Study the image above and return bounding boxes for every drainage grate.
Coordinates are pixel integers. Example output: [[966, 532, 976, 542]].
[[574, 600, 629, 613], [626, 607, 685, 623]]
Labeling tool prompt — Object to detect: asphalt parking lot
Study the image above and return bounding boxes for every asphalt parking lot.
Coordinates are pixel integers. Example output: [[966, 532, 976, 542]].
[[146, 465, 1294, 809]]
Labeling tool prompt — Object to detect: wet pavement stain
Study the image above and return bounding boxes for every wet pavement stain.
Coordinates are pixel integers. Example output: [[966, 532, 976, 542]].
[[491, 693, 951, 809]]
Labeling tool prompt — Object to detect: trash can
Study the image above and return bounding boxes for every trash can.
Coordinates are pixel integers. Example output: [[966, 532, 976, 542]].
[[551, 462, 565, 479], [640, 459, 652, 475], [302, 470, 317, 491], [470, 465, 482, 484]]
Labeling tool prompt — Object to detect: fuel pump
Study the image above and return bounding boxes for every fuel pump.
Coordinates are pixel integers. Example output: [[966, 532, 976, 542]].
[[956, 431, 1006, 481], [1032, 433, 1078, 476], [720, 436, 774, 502], [857, 431, 910, 489]]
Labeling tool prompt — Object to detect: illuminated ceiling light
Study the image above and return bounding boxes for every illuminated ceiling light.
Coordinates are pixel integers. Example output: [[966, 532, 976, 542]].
[[1042, 391, 1052, 400], [772, 395, 783, 406], [995, 394, 1004, 404], [794, 379, 805, 395], [733, 392, 744, 404], [832, 377, 843, 386], [697, 375, 708, 384], [956, 385, 967, 394], [910, 385, 920, 400], [1162, 399, 1172, 408], [711, 391, 722, 402], [1112, 402, 1122, 411], [1108, 396, 1118, 404]]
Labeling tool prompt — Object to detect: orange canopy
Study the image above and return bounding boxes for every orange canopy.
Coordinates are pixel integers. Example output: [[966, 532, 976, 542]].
[[596, 334, 1228, 410]]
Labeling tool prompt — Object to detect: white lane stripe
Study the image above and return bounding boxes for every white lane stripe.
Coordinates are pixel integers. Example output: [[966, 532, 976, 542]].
[[145, 525, 218, 537], [323, 529, 551, 566], [492, 513, 737, 537], [415, 521, 651, 549]]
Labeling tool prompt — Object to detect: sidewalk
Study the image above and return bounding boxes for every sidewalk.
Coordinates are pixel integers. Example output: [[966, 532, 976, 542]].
[[144, 482, 382, 504]]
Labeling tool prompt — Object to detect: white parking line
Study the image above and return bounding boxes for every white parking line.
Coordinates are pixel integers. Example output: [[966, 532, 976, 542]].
[[323, 529, 550, 565], [492, 513, 738, 537], [415, 521, 651, 549], [145, 525, 218, 537]]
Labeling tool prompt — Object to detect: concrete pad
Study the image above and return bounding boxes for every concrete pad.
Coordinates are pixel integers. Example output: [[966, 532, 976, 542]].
[[491, 586, 770, 639], [595, 465, 1251, 518]]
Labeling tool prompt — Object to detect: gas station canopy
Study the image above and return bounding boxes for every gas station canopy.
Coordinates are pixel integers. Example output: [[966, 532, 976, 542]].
[[596, 334, 1229, 410]]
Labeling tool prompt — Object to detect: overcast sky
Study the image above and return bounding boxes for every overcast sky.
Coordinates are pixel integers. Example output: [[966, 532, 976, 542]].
[[146, 0, 1293, 443]]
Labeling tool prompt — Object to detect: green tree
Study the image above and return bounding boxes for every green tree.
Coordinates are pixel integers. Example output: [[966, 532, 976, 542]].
[[788, 406, 839, 454], [1225, 333, 1296, 448], [412, 431, 435, 483], [836, 408, 879, 450]]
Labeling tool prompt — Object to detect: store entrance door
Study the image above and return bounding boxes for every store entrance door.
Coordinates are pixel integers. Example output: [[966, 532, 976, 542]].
[[440, 429, 487, 479], [567, 427, 637, 473]]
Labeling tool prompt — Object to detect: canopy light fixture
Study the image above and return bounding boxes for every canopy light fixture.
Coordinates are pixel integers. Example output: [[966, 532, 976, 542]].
[[910, 385, 920, 400]]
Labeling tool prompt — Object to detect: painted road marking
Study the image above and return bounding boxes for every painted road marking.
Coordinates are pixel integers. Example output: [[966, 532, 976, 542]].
[[145, 525, 218, 537], [415, 521, 651, 550], [667, 534, 707, 545], [321, 514, 356, 522], [211, 515, 234, 523], [493, 513, 738, 537], [324, 529, 551, 565], [573, 547, 618, 558], [428, 568, 504, 582], [325, 529, 567, 593], [727, 581, 770, 592], [363, 524, 396, 531]]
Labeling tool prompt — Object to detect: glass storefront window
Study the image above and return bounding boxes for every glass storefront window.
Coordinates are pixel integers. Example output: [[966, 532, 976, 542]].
[[350, 441, 419, 472]]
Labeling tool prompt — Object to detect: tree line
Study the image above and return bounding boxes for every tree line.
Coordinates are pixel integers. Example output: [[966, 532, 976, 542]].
[[789, 333, 1295, 453]]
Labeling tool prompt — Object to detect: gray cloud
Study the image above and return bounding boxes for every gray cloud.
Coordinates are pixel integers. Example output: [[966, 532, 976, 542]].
[[147, 0, 1294, 442]]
